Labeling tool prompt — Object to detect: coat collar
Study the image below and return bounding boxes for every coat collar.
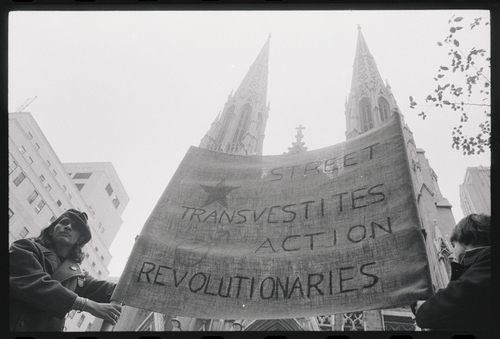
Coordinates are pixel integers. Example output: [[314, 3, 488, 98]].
[[450, 246, 490, 281], [462, 246, 490, 267]]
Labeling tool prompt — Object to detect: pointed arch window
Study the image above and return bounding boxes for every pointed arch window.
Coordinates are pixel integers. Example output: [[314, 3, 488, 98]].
[[218, 105, 235, 142], [232, 103, 252, 143], [378, 97, 390, 122], [257, 113, 263, 135], [359, 97, 373, 132]]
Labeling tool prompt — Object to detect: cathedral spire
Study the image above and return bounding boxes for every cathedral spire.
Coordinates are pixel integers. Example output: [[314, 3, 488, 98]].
[[344, 26, 400, 140], [200, 36, 271, 155]]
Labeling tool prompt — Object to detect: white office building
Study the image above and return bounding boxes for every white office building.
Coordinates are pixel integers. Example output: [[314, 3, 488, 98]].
[[9, 112, 129, 331]]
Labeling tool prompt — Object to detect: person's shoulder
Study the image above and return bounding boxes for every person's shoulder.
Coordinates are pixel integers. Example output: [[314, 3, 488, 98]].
[[473, 246, 491, 258], [465, 246, 491, 267], [10, 238, 37, 249], [10, 238, 49, 253]]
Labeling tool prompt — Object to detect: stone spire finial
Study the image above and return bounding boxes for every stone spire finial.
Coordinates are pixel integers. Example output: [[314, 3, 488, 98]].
[[285, 125, 308, 154], [295, 125, 305, 142]]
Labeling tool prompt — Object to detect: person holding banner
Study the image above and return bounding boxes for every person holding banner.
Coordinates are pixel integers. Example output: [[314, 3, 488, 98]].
[[412, 213, 492, 331], [9, 209, 122, 332]]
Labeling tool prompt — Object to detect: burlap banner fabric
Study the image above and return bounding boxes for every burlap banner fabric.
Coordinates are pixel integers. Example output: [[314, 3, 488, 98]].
[[113, 114, 433, 319]]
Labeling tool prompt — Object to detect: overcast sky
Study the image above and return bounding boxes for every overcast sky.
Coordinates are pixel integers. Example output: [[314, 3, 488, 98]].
[[9, 10, 490, 277]]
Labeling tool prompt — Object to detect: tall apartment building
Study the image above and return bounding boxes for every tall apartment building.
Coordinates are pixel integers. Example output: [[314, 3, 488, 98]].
[[8, 112, 129, 331], [459, 166, 491, 216]]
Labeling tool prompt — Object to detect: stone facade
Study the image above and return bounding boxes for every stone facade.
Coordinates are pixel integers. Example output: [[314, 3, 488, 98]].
[[339, 26, 456, 331], [459, 166, 491, 216]]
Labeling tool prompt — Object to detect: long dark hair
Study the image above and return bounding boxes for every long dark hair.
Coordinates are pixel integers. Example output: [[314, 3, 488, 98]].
[[35, 215, 86, 264]]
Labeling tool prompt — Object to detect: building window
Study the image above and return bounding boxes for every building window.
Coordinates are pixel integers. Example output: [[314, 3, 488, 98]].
[[76, 183, 85, 191], [74, 173, 92, 179], [68, 310, 76, 319], [86, 322, 93, 331], [28, 156, 34, 164], [316, 315, 333, 331], [52, 169, 57, 176], [9, 154, 18, 174], [218, 105, 235, 142], [68, 193, 72, 200], [105, 183, 114, 196], [359, 97, 373, 133], [34, 200, 46, 214], [40, 174, 45, 182], [98, 270, 102, 277], [50, 216, 56, 223], [19, 227, 29, 239], [9, 161, 18, 174], [46, 160, 51, 167], [343, 312, 364, 331], [232, 103, 252, 143], [101, 255, 104, 261], [57, 200, 62, 207], [62, 185, 67, 192], [27, 132, 33, 140], [77, 314, 85, 328], [46, 184, 52, 191], [112, 197, 120, 209], [19, 146, 26, 154], [95, 247, 99, 252], [27, 190, 39, 204], [86, 253, 90, 258], [9, 208, 14, 219], [13, 172, 27, 186], [378, 97, 390, 122], [257, 113, 263, 136], [92, 262, 96, 267], [35, 142, 40, 150]]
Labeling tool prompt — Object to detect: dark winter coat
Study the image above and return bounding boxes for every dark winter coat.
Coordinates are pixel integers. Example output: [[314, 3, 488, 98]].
[[415, 246, 492, 331], [9, 238, 116, 332]]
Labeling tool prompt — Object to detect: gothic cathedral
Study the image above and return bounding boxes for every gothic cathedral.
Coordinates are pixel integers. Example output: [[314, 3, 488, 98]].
[[117, 28, 456, 332]]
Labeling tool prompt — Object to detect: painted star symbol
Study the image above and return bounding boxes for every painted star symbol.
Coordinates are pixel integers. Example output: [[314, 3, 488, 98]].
[[199, 178, 240, 208]]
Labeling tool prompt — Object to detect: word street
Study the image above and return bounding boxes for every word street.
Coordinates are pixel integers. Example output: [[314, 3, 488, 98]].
[[266, 143, 380, 181]]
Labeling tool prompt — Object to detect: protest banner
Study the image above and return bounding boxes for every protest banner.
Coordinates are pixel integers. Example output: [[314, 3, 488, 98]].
[[112, 113, 432, 319]]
